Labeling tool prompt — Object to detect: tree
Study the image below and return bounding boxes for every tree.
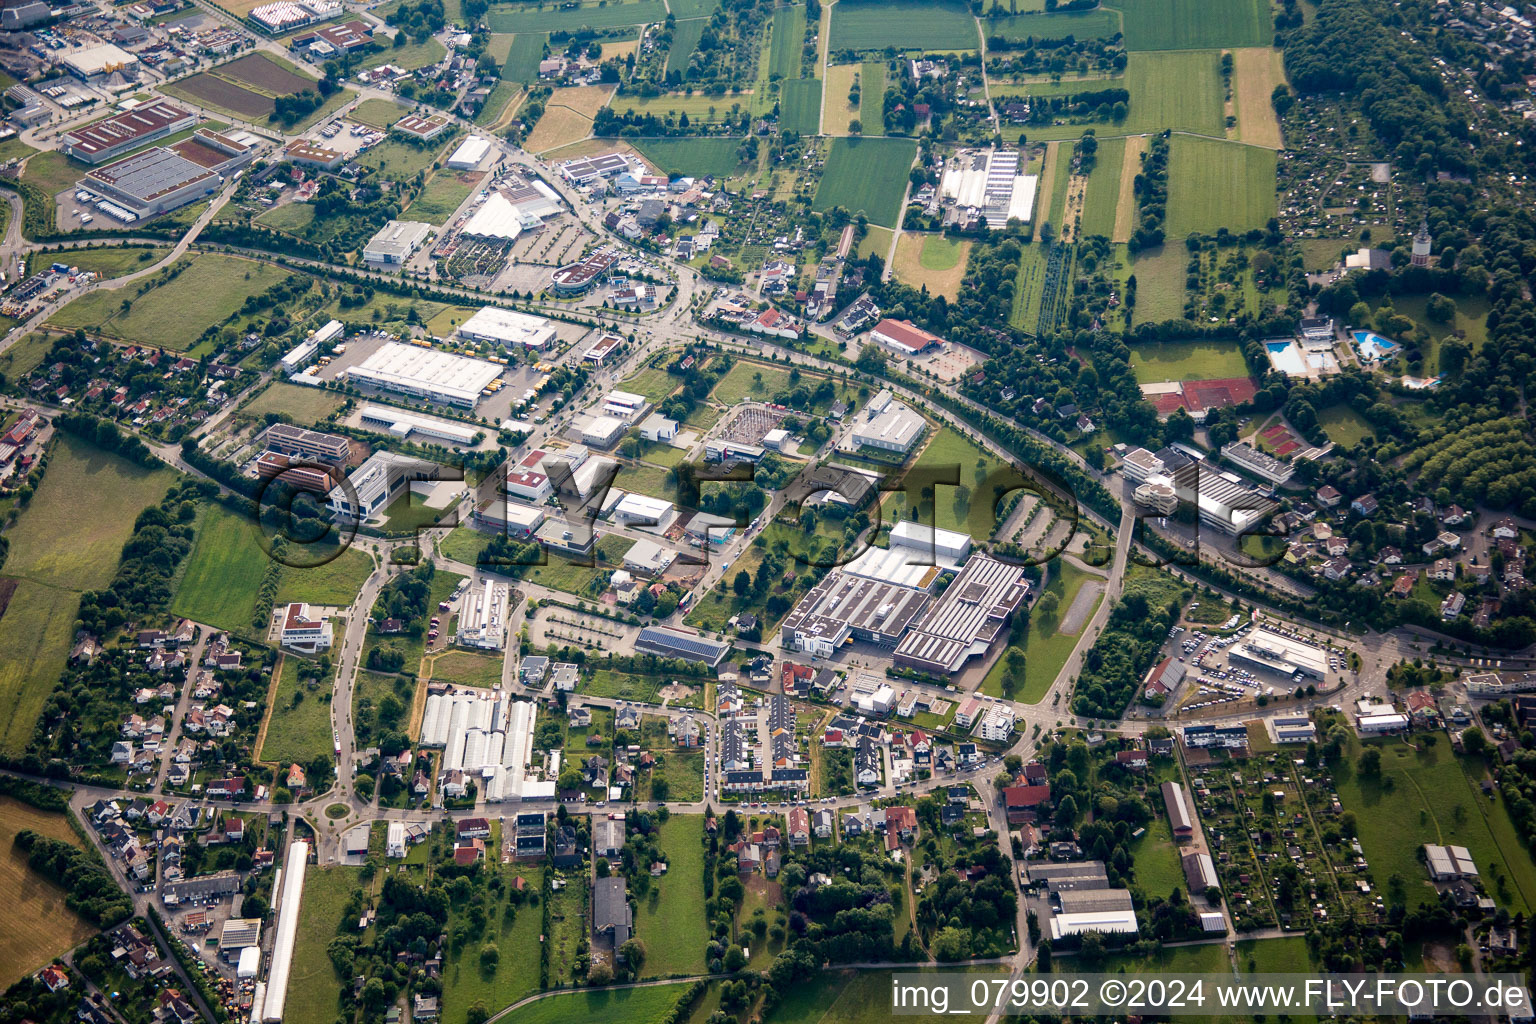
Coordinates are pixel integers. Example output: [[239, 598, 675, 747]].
[[1359, 747, 1382, 778], [848, 118, 863, 135], [618, 938, 646, 972], [480, 943, 499, 971], [732, 570, 750, 596], [932, 926, 970, 961], [1426, 292, 1457, 323], [1036, 591, 1059, 622]]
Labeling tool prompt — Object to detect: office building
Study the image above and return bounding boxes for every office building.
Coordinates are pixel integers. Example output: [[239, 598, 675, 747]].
[[634, 626, 730, 667], [326, 450, 435, 521], [279, 602, 333, 653], [260, 423, 350, 465]]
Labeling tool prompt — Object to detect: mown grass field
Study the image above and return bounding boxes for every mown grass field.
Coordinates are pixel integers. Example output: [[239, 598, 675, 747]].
[[0, 796, 96, 989], [1128, 338, 1251, 382], [635, 816, 710, 977], [0, 580, 79, 755], [1316, 404, 1373, 446], [876, 425, 1009, 537], [235, 381, 346, 426], [892, 233, 968, 299], [1338, 737, 1536, 914], [1232, 46, 1286, 149], [284, 866, 362, 1024], [427, 650, 504, 688], [979, 559, 1101, 702], [4, 435, 175, 591], [54, 246, 169, 278], [1077, 137, 1125, 239], [630, 137, 750, 178], [170, 505, 271, 633], [487, 0, 665, 32], [49, 254, 296, 350], [830, 0, 979, 51], [1104, 0, 1271, 51], [987, 9, 1121, 41], [497, 984, 689, 1024], [1129, 244, 1186, 324], [666, 17, 708, 77], [1128, 815, 1186, 899], [859, 60, 886, 130], [356, 132, 457, 181], [348, 98, 407, 128], [769, 4, 807, 79], [360, 37, 445, 71], [812, 136, 915, 227], [408, 170, 480, 223], [1166, 136, 1277, 237], [504, 31, 548, 84], [780, 77, 822, 135], [525, 85, 613, 153], [822, 64, 860, 135], [992, 50, 1224, 142]]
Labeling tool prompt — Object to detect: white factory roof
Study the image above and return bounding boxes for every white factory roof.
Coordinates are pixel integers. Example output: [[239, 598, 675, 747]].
[[460, 190, 527, 240], [1048, 909, 1138, 939], [447, 134, 491, 169], [364, 219, 431, 261], [457, 306, 556, 348], [1233, 628, 1330, 677], [345, 341, 503, 405], [614, 492, 673, 522], [358, 404, 478, 445], [63, 43, 138, 76]]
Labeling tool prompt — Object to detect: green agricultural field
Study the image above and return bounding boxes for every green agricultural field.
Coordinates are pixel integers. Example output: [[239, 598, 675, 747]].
[[769, 4, 807, 79], [440, 862, 546, 1024], [0, 579, 80, 755], [830, 0, 979, 52], [408, 171, 478, 223], [1337, 737, 1536, 914], [1166, 136, 1277, 237], [1235, 935, 1316, 973], [503, 31, 547, 83], [276, 543, 374, 606], [283, 866, 361, 1024], [262, 655, 335, 766], [812, 136, 916, 228], [1316, 404, 1373, 446], [54, 246, 169, 278], [1104, 0, 1271, 51], [3, 435, 175, 592], [497, 983, 690, 1024], [348, 97, 407, 128], [987, 9, 1121, 41], [859, 60, 885, 130], [635, 816, 711, 977], [487, 0, 666, 33], [630, 137, 751, 178], [1129, 244, 1186, 324], [427, 649, 504, 688], [992, 49, 1224, 142], [780, 77, 822, 135], [666, 17, 708, 76], [1079, 137, 1125, 239], [235, 381, 346, 425], [170, 505, 271, 633], [1128, 338, 1251, 382], [669, 0, 719, 15], [49, 254, 297, 350]]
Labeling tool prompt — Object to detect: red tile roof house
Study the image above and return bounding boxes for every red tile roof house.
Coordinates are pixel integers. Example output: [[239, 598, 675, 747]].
[[787, 807, 810, 846], [1003, 784, 1051, 824], [453, 839, 486, 866]]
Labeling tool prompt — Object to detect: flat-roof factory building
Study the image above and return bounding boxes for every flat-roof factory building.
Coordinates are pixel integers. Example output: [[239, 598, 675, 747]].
[[850, 389, 927, 455], [458, 578, 509, 650], [393, 113, 451, 141], [840, 521, 972, 591], [363, 220, 432, 264], [447, 133, 492, 169], [61, 43, 139, 81], [891, 553, 1031, 675], [342, 341, 503, 407], [457, 307, 558, 350], [81, 147, 221, 219], [359, 405, 478, 447], [1226, 628, 1328, 680], [61, 101, 195, 164], [780, 570, 933, 657]]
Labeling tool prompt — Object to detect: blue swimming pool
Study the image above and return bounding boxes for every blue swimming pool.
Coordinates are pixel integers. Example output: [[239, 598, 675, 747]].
[[1352, 330, 1399, 360]]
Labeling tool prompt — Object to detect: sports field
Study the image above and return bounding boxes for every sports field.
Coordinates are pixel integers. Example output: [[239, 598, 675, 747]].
[[665, 17, 707, 76], [780, 77, 822, 135], [987, 9, 1121, 41], [3, 434, 175, 592], [0, 579, 79, 755], [830, 0, 979, 51], [892, 233, 969, 299], [769, 4, 807, 79], [1128, 339, 1251, 382], [1232, 46, 1286, 149], [503, 31, 547, 83], [812, 136, 915, 227], [1079, 136, 1124, 239], [486, 0, 665, 32], [0, 796, 96, 989], [1165, 136, 1277, 237], [630, 137, 748, 177], [1103, 0, 1271, 50], [49, 254, 296, 350], [524, 85, 613, 153]]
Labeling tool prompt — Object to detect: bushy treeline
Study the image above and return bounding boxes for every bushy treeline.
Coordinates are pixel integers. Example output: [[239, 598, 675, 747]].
[[15, 830, 133, 927]]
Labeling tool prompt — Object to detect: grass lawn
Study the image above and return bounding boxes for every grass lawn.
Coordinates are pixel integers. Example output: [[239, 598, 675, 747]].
[[813, 136, 916, 228], [171, 505, 272, 633], [0, 333, 53, 383], [1316, 404, 1373, 447], [355, 132, 457, 181], [635, 816, 710, 977], [1128, 338, 1251, 383], [1235, 935, 1316, 973], [0, 796, 97, 989], [408, 170, 478, 224], [615, 463, 678, 502], [629, 137, 751, 178], [234, 381, 346, 426], [496, 983, 690, 1024], [1104, 0, 1271, 51], [348, 97, 407, 128], [769, 4, 807, 78], [1336, 736, 1536, 914], [1129, 244, 1187, 325], [53, 246, 169, 278], [1129, 816, 1185, 899], [361, 36, 445, 70], [503, 32, 548, 84], [3, 434, 175, 592], [618, 366, 679, 403], [49, 254, 296, 350], [261, 655, 335, 766], [829, 0, 979, 51], [439, 526, 494, 568], [544, 874, 589, 987], [0, 579, 80, 756], [988, 9, 1120, 41], [980, 559, 1101, 702], [709, 360, 793, 404], [441, 862, 546, 1024], [283, 866, 362, 1024], [859, 60, 885, 129], [877, 426, 1010, 538], [522, 534, 632, 597], [581, 669, 665, 703], [1166, 136, 1277, 238], [380, 488, 457, 535], [275, 542, 373, 606], [666, 17, 708, 76], [646, 749, 705, 803], [1080, 137, 1125, 239], [426, 649, 504, 688]]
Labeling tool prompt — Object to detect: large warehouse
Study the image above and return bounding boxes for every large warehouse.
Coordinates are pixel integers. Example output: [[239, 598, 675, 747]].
[[840, 521, 971, 591], [61, 101, 195, 164], [850, 389, 927, 455], [891, 553, 1032, 675], [81, 146, 221, 219], [363, 220, 432, 264], [342, 341, 503, 407], [447, 134, 492, 169], [61, 43, 139, 81], [358, 405, 478, 446], [261, 841, 309, 1022], [457, 306, 558, 350]]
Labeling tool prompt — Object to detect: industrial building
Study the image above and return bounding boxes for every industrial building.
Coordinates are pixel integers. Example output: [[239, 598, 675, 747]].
[[343, 341, 504, 407], [940, 148, 1038, 228], [80, 147, 220, 219], [1048, 910, 1138, 940], [363, 220, 432, 264], [61, 101, 195, 164], [1025, 860, 1109, 891], [1226, 628, 1329, 680], [471, 497, 544, 539], [1220, 441, 1294, 485], [392, 113, 451, 141], [359, 405, 478, 447], [457, 578, 509, 650], [1058, 889, 1134, 914], [1265, 714, 1316, 744], [61, 43, 140, 81], [1182, 851, 1219, 894], [622, 537, 677, 577], [250, 0, 342, 33], [581, 415, 627, 449], [840, 520, 971, 591], [557, 152, 631, 185], [780, 570, 932, 657], [283, 140, 344, 171], [891, 554, 1031, 675], [849, 389, 926, 456], [1425, 843, 1479, 881], [459, 180, 564, 240], [457, 307, 557, 350], [1119, 446, 1277, 537], [326, 450, 436, 521], [261, 841, 308, 1022], [420, 691, 556, 801], [634, 626, 730, 667], [446, 134, 492, 170]]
